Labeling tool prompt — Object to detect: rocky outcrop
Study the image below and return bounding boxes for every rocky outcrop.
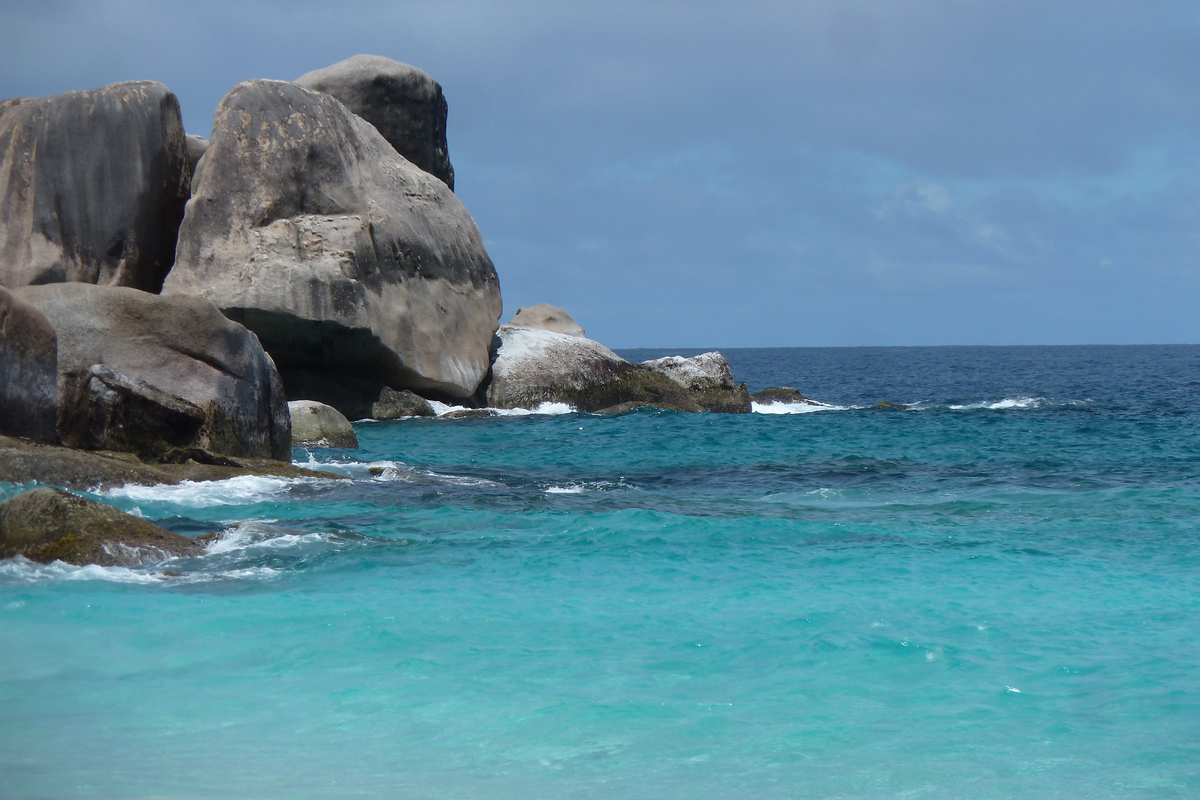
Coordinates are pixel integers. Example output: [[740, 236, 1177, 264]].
[[295, 55, 455, 190], [372, 387, 435, 419], [487, 325, 703, 413], [0, 286, 57, 442], [162, 79, 501, 411], [0, 487, 204, 566], [509, 304, 585, 337], [18, 283, 290, 461], [185, 134, 208, 177], [750, 387, 823, 406], [289, 400, 358, 448], [0, 434, 339, 491], [641, 352, 751, 413], [0, 81, 191, 293]]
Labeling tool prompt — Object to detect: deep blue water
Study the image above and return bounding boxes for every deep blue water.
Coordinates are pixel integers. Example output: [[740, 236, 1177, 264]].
[[2, 345, 1199, 799]]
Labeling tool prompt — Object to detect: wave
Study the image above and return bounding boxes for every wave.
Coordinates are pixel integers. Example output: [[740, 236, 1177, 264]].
[[752, 400, 851, 414], [944, 397, 1091, 411], [300, 456, 506, 488], [544, 478, 637, 495], [101, 474, 328, 507], [427, 400, 576, 417], [0, 554, 281, 586]]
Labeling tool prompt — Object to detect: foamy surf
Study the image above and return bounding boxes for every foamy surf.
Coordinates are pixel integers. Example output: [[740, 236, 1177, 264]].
[[0, 555, 281, 585], [948, 397, 1045, 411], [752, 400, 848, 414], [428, 400, 576, 417], [299, 457, 507, 488], [101, 474, 333, 508]]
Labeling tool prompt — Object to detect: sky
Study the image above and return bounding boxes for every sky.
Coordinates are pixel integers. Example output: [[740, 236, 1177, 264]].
[[3, 0, 1198, 347]]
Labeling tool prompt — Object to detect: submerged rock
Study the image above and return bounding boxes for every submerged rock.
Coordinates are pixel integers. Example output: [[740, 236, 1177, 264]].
[[0, 487, 204, 566], [641, 352, 751, 413], [295, 54, 455, 190], [0, 286, 57, 442], [509, 304, 585, 337], [162, 79, 501, 407], [0, 81, 191, 292], [372, 387, 436, 419], [487, 325, 702, 413], [18, 283, 290, 461], [289, 400, 358, 448]]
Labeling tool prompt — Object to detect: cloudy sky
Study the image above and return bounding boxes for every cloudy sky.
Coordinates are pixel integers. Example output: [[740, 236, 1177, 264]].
[[3, 1, 1198, 347]]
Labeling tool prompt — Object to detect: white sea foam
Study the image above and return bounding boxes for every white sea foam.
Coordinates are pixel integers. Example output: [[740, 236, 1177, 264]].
[[0, 554, 283, 586], [428, 400, 576, 417], [948, 397, 1044, 411], [101, 474, 321, 508], [752, 400, 848, 414], [546, 485, 585, 494], [545, 478, 635, 495], [203, 520, 329, 555]]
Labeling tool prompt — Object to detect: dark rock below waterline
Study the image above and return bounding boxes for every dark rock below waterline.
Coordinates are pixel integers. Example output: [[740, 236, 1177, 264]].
[[0, 81, 191, 293], [0, 286, 57, 443], [0, 435, 340, 492], [0, 487, 203, 566]]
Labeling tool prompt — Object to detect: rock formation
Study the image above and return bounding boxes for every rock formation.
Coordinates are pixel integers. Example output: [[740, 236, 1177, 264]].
[[0, 487, 204, 566], [295, 54, 455, 190], [0, 81, 191, 293], [18, 283, 290, 461], [641, 352, 751, 413], [162, 79, 501, 411], [289, 400, 358, 448], [372, 387, 436, 419], [487, 325, 703, 413], [509, 304, 585, 337], [0, 286, 57, 442]]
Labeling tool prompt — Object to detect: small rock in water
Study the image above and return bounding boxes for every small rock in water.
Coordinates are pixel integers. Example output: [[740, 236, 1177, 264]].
[[372, 387, 436, 419], [289, 400, 358, 448], [0, 487, 204, 567]]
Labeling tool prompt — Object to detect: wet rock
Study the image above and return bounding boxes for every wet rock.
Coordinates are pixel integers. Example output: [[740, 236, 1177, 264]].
[[509, 304, 585, 337], [295, 54, 455, 190], [441, 408, 497, 419], [750, 387, 822, 406], [0, 82, 191, 293], [0, 487, 203, 566], [641, 352, 751, 413], [0, 434, 340, 491], [162, 80, 501, 405], [18, 283, 290, 461], [874, 401, 911, 410], [487, 325, 701, 413], [372, 387, 436, 419], [289, 400, 358, 448], [0, 286, 57, 442]]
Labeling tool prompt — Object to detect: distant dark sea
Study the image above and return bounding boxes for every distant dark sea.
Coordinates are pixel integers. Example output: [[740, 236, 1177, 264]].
[[3, 345, 1199, 799]]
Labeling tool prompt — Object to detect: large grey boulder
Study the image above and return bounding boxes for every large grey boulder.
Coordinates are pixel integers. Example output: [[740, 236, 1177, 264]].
[[372, 387, 435, 419], [509, 304, 585, 337], [18, 283, 290, 461], [641, 352, 751, 413], [162, 79, 501, 410], [0, 487, 204, 566], [487, 325, 702, 413], [289, 400, 358, 448], [296, 55, 455, 190], [0, 286, 57, 442], [0, 82, 191, 293]]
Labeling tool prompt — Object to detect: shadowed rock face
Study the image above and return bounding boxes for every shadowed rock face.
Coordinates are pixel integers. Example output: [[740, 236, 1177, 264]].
[[0, 487, 204, 567], [18, 283, 291, 461], [0, 82, 191, 292], [296, 54, 455, 190], [162, 80, 501, 407], [0, 286, 57, 442]]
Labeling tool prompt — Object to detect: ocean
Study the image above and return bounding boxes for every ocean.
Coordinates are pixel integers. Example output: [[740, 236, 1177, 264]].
[[2, 345, 1199, 799]]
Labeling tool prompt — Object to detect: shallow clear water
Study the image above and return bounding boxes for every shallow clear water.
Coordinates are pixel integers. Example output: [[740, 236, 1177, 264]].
[[3, 345, 1199, 799]]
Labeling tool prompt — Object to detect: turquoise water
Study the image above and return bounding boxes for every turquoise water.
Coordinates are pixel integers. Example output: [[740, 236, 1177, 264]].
[[3, 345, 1200, 799]]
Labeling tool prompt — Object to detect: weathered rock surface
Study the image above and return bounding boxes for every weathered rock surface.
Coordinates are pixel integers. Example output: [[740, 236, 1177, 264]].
[[295, 55, 455, 190], [185, 134, 208, 177], [509, 304, 585, 337], [0, 487, 203, 566], [372, 387, 435, 419], [0, 82, 191, 293], [750, 387, 823, 406], [487, 325, 702, 413], [18, 283, 290, 460], [289, 400, 358, 448], [641, 352, 751, 413], [0, 434, 339, 491], [0, 286, 57, 442], [162, 79, 501, 409]]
